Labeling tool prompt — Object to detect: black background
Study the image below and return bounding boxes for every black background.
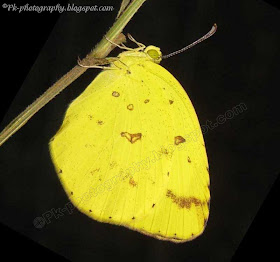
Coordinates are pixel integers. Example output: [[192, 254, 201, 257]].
[[0, 0, 279, 261]]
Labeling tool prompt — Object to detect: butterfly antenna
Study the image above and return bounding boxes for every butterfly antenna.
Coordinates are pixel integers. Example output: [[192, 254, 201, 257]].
[[162, 24, 217, 59]]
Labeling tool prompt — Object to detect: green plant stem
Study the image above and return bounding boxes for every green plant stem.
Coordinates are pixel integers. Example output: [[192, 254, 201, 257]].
[[0, 0, 146, 147]]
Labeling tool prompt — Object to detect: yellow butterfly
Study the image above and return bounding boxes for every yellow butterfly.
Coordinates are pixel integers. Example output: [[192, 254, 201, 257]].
[[49, 24, 217, 242]]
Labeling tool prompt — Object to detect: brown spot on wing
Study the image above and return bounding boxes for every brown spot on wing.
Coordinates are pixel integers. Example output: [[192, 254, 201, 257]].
[[161, 148, 169, 155], [160, 147, 173, 160], [121, 132, 142, 144], [112, 91, 120, 97], [110, 162, 117, 169], [127, 104, 134, 111], [174, 136, 186, 145], [188, 156, 191, 163], [169, 100, 174, 104], [85, 144, 95, 148], [144, 99, 150, 104], [129, 177, 137, 187], [90, 168, 100, 175], [166, 190, 202, 209], [97, 120, 104, 125]]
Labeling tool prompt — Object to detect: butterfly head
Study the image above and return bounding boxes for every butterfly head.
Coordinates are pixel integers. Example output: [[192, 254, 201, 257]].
[[144, 46, 162, 64]]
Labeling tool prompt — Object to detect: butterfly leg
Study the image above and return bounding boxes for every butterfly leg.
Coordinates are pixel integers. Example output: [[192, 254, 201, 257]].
[[127, 33, 146, 51], [105, 36, 136, 51], [115, 59, 131, 74], [103, 58, 132, 73], [105, 35, 146, 52], [77, 57, 129, 72], [77, 57, 119, 70]]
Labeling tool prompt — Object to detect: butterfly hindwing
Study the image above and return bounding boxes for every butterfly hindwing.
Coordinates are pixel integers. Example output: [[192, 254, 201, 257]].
[[49, 51, 209, 242]]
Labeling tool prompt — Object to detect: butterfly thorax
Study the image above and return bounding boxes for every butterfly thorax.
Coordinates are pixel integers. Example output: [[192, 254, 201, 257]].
[[115, 45, 162, 68]]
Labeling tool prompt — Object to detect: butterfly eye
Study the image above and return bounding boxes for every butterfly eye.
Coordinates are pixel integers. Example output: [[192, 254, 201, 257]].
[[144, 46, 162, 63], [147, 49, 160, 59]]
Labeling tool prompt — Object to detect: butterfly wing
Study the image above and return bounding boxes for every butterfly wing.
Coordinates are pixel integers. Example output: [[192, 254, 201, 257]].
[[131, 60, 210, 242], [49, 57, 209, 242]]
